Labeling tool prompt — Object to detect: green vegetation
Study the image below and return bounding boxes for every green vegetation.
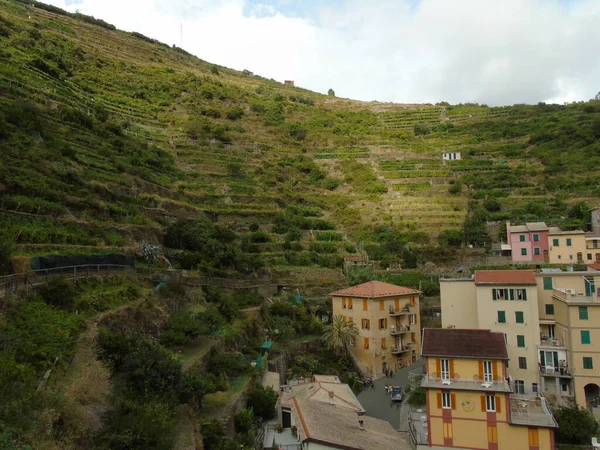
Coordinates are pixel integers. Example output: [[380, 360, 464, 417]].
[[552, 405, 599, 446]]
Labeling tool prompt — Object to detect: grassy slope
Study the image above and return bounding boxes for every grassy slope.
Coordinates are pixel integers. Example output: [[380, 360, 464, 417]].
[[1, 0, 599, 267]]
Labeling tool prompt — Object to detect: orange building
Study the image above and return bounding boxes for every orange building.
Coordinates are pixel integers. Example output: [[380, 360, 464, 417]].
[[419, 328, 557, 450]]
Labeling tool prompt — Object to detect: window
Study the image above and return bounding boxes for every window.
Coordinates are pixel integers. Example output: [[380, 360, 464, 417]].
[[515, 380, 525, 394], [567, 238, 572, 246], [515, 289, 527, 300], [363, 338, 369, 349], [579, 306, 589, 320], [553, 238, 559, 246], [348, 298, 353, 309], [543, 277, 553, 290], [380, 337, 387, 349], [521, 248, 527, 256], [487, 425, 498, 443], [497, 311, 506, 323], [588, 254, 593, 260], [379, 318, 387, 330], [558, 255, 562, 260], [379, 299, 384, 311], [534, 247, 541, 255], [520, 235, 526, 242], [583, 357, 594, 369], [517, 335, 525, 347], [518, 357, 527, 369], [363, 299, 368, 311], [486, 395, 496, 412], [409, 296, 416, 307], [361, 319, 370, 330], [342, 298, 347, 308], [528, 428, 539, 447], [441, 359, 450, 381], [443, 423, 453, 439], [515, 311, 524, 323], [442, 392, 451, 409], [410, 314, 416, 325], [570, 255, 573, 260], [493, 288, 508, 300], [483, 360, 493, 383], [532, 383, 538, 393], [581, 330, 591, 345], [533, 233, 540, 242], [545, 304, 554, 315]]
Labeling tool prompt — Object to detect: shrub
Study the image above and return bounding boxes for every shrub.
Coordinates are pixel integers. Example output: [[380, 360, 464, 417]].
[[414, 123, 431, 136], [234, 408, 257, 434], [246, 385, 278, 420], [206, 347, 250, 377], [483, 198, 501, 212], [226, 107, 244, 120], [210, 64, 219, 75], [408, 387, 426, 407], [38, 276, 77, 310], [97, 329, 139, 370]]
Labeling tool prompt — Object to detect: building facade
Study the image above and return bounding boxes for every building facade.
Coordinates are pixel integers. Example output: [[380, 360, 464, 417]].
[[421, 328, 556, 450], [548, 229, 586, 264], [506, 222, 549, 262], [440, 271, 541, 391], [330, 281, 421, 377]]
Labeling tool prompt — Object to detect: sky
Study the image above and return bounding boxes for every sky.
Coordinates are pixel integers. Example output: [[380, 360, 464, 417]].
[[44, 0, 600, 106]]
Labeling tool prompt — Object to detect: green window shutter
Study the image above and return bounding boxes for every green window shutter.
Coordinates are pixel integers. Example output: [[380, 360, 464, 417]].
[[540, 351, 545, 367], [517, 335, 525, 347], [522, 289, 527, 301], [545, 304, 554, 315], [584, 357, 594, 369], [553, 239, 559, 246], [521, 248, 527, 256], [509, 289, 515, 301], [492, 289, 497, 300], [579, 306, 589, 320], [533, 234, 539, 242], [498, 311, 506, 323], [520, 235, 525, 242], [581, 330, 591, 345], [534, 247, 540, 255], [567, 238, 572, 246], [543, 277, 553, 290], [515, 311, 524, 323]]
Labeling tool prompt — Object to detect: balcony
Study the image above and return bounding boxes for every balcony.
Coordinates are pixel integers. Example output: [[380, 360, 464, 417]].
[[540, 365, 572, 378], [391, 343, 413, 354], [389, 305, 410, 316], [509, 394, 558, 428], [390, 325, 411, 336], [552, 288, 598, 304], [421, 375, 512, 393]]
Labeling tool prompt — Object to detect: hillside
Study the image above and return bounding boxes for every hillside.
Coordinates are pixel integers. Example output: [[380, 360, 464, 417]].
[[1, 0, 599, 272]]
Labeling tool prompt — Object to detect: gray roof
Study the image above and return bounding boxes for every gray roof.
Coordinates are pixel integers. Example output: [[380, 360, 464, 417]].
[[549, 229, 585, 235], [526, 222, 549, 231], [292, 397, 412, 450], [510, 225, 528, 233]]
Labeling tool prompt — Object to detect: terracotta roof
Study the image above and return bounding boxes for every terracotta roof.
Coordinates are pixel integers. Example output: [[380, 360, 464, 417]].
[[422, 328, 508, 360], [280, 379, 364, 412], [474, 270, 536, 285], [329, 281, 420, 298], [291, 397, 412, 450], [589, 264, 600, 271]]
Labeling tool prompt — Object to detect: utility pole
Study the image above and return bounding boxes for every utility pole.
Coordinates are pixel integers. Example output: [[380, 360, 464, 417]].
[[180, 23, 183, 48]]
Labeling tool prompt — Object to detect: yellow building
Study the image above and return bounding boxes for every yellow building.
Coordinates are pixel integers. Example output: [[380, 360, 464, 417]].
[[420, 328, 557, 450], [440, 271, 541, 393], [548, 229, 586, 264], [330, 281, 421, 377]]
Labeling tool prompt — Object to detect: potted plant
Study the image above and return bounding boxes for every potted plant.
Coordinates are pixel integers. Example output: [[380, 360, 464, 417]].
[[291, 425, 298, 437], [535, 395, 542, 407], [275, 423, 283, 433]]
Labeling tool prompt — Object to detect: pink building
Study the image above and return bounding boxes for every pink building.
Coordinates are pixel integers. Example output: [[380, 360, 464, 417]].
[[506, 221, 549, 262]]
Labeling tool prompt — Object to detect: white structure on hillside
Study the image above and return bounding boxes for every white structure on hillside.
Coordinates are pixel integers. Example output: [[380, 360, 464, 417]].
[[442, 151, 461, 161]]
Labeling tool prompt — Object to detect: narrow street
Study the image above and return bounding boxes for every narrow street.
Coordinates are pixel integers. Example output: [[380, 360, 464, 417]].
[[357, 359, 425, 430]]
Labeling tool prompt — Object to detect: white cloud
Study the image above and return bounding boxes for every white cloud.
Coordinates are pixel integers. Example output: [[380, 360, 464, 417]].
[[42, 0, 600, 105]]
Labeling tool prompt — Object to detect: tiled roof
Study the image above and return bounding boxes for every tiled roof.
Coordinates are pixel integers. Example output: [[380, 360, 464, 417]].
[[474, 270, 536, 285], [281, 379, 364, 412], [329, 281, 420, 298], [548, 229, 585, 235], [291, 397, 412, 450], [422, 328, 508, 360], [526, 222, 549, 232], [510, 225, 528, 233], [589, 264, 600, 271]]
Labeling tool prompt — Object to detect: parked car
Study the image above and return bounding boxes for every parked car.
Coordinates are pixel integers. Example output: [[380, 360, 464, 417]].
[[391, 385, 403, 402]]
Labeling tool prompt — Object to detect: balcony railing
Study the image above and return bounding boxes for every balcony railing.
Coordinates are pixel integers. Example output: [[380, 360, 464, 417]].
[[421, 375, 512, 392], [509, 394, 557, 428], [540, 365, 571, 377], [552, 288, 598, 304], [391, 343, 413, 354], [390, 325, 411, 335], [389, 305, 410, 316]]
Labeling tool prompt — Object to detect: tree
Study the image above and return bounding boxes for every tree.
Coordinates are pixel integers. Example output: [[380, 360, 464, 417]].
[[321, 314, 359, 356], [246, 386, 278, 420], [327, 88, 335, 97], [553, 404, 598, 445]]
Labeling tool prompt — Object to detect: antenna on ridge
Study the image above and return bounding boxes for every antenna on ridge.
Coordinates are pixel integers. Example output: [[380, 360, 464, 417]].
[[180, 23, 183, 48]]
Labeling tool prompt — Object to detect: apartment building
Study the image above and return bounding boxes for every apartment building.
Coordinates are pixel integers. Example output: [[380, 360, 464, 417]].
[[548, 229, 586, 264], [330, 281, 421, 377], [419, 328, 556, 450], [506, 221, 549, 262], [440, 271, 541, 392], [585, 234, 600, 264]]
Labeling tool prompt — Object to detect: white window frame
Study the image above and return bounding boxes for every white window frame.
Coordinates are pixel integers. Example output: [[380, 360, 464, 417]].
[[442, 392, 451, 409], [486, 395, 496, 412], [441, 359, 450, 381], [483, 360, 493, 382], [409, 314, 416, 325], [514, 380, 525, 394]]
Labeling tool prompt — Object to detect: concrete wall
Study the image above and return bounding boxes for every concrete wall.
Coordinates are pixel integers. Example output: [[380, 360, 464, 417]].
[[440, 279, 478, 329], [548, 232, 586, 264]]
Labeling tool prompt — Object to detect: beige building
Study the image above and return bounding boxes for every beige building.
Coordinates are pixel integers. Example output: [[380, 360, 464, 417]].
[[440, 271, 541, 393], [330, 281, 421, 377], [263, 375, 412, 450], [419, 328, 556, 450], [548, 228, 586, 264]]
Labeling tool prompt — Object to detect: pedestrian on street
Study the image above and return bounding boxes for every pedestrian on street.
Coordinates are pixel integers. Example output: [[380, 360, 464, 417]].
[[384, 383, 388, 394]]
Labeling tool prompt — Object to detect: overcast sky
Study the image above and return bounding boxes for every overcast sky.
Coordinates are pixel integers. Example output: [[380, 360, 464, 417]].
[[44, 0, 600, 106]]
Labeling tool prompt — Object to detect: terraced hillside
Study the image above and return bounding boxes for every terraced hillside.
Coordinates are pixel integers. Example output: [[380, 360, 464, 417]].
[[1, 0, 599, 271]]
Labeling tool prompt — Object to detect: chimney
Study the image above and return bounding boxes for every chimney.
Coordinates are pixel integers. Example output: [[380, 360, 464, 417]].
[[357, 411, 365, 430]]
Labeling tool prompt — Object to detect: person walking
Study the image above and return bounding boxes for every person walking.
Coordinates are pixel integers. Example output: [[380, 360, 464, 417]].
[[384, 383, 388, 394]]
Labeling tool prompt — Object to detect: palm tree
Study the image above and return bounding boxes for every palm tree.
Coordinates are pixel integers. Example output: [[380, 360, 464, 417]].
[[321, 314, 359, 356]]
